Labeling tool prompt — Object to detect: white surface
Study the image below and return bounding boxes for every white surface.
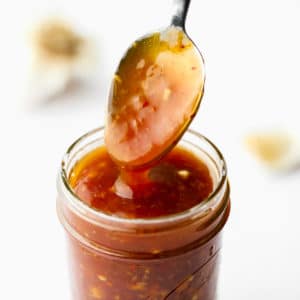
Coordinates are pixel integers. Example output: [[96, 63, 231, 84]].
[[0, 0, 300, 299]]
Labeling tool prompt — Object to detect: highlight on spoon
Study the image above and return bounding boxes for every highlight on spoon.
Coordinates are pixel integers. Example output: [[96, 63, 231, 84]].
[[105, 26, 205, 170]]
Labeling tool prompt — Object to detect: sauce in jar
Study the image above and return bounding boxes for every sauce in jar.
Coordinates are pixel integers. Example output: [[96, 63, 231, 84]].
[[69, 146, 213, 219], [57, 128, 230, 300]]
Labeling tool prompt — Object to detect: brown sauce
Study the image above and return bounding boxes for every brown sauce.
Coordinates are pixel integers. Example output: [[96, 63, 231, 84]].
[[69, 145, 213, 219], [105, 27, 205, 169]]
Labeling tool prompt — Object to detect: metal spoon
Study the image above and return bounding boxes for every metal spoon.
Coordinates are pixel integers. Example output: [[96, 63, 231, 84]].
[[105, 0, 205, 170]]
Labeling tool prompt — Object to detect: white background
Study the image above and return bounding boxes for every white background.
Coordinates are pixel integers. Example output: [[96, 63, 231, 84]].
[[0, 0, 300, 299]]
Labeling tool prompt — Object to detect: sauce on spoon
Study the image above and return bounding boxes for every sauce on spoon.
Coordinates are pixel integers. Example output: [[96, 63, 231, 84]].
[[105, 26, 205, 170]]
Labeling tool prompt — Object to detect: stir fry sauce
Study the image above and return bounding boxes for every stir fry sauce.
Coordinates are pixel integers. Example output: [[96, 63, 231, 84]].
[[105, 27, 205, 169], [70, 145, 213, 218]]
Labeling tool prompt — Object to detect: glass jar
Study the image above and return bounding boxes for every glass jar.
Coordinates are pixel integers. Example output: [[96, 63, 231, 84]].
[[57, 127, 230, 300]]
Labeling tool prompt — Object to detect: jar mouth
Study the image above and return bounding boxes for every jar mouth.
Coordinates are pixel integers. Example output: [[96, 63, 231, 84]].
[[58, 127, 227, 227]]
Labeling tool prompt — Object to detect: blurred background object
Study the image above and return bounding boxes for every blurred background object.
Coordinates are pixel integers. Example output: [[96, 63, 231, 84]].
[[244, 130, 300, 172], [27, 17, 99, 102]]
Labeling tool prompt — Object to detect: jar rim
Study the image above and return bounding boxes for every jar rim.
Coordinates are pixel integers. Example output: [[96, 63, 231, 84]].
[[58, 127, 227, 227]]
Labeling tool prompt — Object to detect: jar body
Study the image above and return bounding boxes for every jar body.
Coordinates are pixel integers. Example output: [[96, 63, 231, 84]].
[[66, 233, 222, 300], [57, 128, 230, 300]]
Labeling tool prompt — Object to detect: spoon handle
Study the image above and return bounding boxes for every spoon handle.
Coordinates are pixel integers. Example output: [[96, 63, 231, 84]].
[[171, 0, 191, 29]]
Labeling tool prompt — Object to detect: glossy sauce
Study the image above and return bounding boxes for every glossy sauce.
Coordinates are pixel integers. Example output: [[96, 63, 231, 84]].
[[105, 26, 205, 169], [59, 132, 230, 300], [70, 145, 213, 219]]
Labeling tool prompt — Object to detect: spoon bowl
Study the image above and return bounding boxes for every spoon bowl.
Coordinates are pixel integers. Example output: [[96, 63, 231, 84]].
[[105, 0, 205, 170]]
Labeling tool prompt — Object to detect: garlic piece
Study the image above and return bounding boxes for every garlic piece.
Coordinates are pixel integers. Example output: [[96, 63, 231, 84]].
[[177, 169, 190, 179], [89, 287, 103, 299], [113, 176, 133, 199], [244, 131, 300, 171]]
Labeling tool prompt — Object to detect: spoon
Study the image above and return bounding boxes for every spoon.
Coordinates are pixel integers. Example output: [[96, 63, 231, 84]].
[[105, 0, 205, 170]]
